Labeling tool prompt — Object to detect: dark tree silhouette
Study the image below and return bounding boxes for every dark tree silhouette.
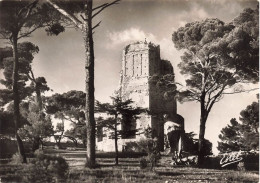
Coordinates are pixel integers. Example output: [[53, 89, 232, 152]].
[[218, 96, 259, 153]]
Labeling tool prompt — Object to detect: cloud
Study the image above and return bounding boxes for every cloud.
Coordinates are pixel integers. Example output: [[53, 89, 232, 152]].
[[106, 27, 186, 82], [106, 28, 157, 48], [174, 2, 210, 28]]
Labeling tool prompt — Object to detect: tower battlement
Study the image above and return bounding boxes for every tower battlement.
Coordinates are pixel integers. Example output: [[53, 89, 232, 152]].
[[122, 41, 161, 78]]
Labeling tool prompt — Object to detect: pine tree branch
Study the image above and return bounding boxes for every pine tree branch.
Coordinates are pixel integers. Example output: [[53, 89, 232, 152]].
[[207, 84, 227, 113], [223, 88, 259, 95], [17, 0, 38, 18], [63, 116, 77, 124], [46, 0, 83, 29], [17, 25, 42, 39], [92, 21, 101, 30], [92, 3, 109, 11], [26, 73, 33, 82], [24, 0, 39, 19], [17, 0, 39, 29], [91, 0, 120, 19]]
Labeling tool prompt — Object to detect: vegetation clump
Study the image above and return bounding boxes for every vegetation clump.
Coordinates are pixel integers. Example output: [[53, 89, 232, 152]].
[[10, 150, 69, 183]]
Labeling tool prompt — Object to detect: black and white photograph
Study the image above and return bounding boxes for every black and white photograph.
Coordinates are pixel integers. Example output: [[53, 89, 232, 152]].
[[0, 0, 259, 182]]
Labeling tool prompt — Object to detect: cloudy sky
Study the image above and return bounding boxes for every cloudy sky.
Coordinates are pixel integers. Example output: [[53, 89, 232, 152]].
[[1, 0, 258, 153]]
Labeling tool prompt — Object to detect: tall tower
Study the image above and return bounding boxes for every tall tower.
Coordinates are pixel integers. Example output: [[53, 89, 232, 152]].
[[119, 41, 178, 149], [120, 41, 161, 107]]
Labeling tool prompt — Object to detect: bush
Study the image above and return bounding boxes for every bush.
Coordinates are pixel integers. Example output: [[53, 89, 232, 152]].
[[32, 152, 69, 178], [0, 139, 17, 158], [237, 162, 245, 171], [11, 151, 69, 182], [0, 138, 31, 159], [202, 156, 222, 169], [10, 153, 24, 164], [136, 138, 160, 171], [139, 158, 148, 169], [242, 153, 259, 171], [124, 141, 140, 152], [17, 163, 54, 183]]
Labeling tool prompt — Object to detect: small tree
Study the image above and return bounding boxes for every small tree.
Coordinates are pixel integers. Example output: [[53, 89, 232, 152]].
[[96, 95, 144, 165], [46, 90, 87, 147], [18, 102, 54, 151], [53, 121, 65, 149], [65, 122, 87, 147], [218, 97, 259, 153], [54, 120, 81, 148], [136, 127, 160, 171]]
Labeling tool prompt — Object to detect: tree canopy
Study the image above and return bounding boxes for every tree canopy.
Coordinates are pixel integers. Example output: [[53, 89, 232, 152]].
[[46, 90, 86, 123], [0, 0, 64, 40], [46, 90, 87, 147], [218, 96, 259, 153], [0, 42, 40, 106]]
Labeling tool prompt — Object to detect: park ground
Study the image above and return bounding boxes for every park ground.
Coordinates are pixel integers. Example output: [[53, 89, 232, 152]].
[[0, 148, 259, 183]]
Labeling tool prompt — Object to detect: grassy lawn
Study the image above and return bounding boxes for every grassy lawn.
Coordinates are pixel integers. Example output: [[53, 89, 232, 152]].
[[0, 148, 259, 183]]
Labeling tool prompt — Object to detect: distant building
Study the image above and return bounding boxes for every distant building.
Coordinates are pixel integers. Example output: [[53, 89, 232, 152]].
[[96, 41, 184, 152]]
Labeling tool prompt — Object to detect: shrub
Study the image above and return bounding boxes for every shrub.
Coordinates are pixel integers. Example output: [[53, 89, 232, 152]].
[[11, 151, 69, 182], [10, 153, 24, 164], [237, 162, 245, 171], [136, 137, 160, 171], [17, 163, 54, 183], [0, 138, 31, 159], [139, 158, 148, 169], [0, 139, 17, 159], [242, 153, 259, 171], [33, 153, 69, 178], [124, 141, 140, 152]]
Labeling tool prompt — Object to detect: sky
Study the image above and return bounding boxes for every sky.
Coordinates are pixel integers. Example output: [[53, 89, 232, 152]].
[[0, 0, 258, 154]]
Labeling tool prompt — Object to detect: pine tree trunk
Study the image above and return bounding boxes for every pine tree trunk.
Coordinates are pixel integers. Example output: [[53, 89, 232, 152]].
[[32, 137, 40, 151], [32, 83, 43, 152], [12, 34, 27, 163], [198, 93, 208, 166], [35, 84, 43, 112], [114, 122, 119, 165], [73, 139, 78, 147], [83, 139, 86, 147], [57, 131, 64, 149], [84, 0, 96, 168], [39, 139, 44, 150], [198, 114, 206, 166]]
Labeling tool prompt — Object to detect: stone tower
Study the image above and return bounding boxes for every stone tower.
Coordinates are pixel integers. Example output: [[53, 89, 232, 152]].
[[119, 41, 182, 150], [96, 41, 184, 152]]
